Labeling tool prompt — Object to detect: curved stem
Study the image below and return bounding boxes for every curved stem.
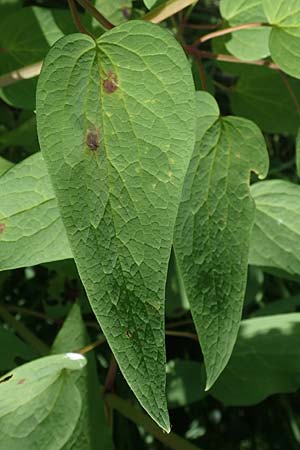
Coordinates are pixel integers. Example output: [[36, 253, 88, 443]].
[[68, 0, 93, 37], [185, 45, 279, 70], [193, 22, 266, 46], [75, 0, 114, 30]]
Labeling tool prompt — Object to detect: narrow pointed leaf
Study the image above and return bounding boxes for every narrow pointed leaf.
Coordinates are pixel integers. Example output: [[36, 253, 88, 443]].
[[36, 21, 195, 431], [174, 91, 269, 389]]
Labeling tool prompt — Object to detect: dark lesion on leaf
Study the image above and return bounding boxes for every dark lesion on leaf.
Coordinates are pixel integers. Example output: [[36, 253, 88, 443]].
[[86, 128, 100, 152], [103, 71, 119, 94], [125, 330, 133, 339], [0, 223, 6, 234], [17, 378, 26, 385]]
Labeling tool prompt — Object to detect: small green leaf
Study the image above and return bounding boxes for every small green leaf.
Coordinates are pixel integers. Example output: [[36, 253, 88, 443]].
[[263, 0, 300, 78], [0, 353, 86, 449], [220, 0, 267, 24], [37, 21, 195, 431], [211, 314, 300, 405], [0, 153, 72, 271], [249, 180, 300, 278], [230, 65, 300, 134], [51, 304, 114, 450], [174, 91, 269, 389], [226, 28, 271, 61], [220, 0, 270, 61]]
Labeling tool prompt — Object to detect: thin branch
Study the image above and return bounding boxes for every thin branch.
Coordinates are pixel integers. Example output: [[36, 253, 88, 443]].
[[104, 355, 118, 392], [185, 45, 279, 70], [194, 55, 207, 90], [68, 0, 93, 37], [105, 393, 205, 450], [144, 0, 197, 24], [78, 335, 106, 354], [74, 0, 114, 30], [0, 61, 42, 88], [166, 330, 199, 341], [0, 304, 49, 355], [193, 22, 265, 46]]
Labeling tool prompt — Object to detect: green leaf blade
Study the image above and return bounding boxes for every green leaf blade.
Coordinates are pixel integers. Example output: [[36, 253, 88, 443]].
[[174, 91, 269, 389], [37, 22, 196, 431]]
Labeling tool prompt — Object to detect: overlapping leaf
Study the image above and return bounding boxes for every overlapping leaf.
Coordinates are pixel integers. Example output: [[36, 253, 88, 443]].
[[263, 0, 300, 78], [0, 353, 86, 449], [249, 180, 300, 278], [51, 304, 114, 450], [0, 153, 72, 271], [174, 91, 269, 389], [211, 314, 300, 405], [36, 21, 195, 431], [220, 0, 270, 61]]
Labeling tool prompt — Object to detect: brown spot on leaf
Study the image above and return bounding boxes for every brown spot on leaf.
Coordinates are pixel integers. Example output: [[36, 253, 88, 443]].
[[0, 223, 6, 234], [122, 7, 131, 19], [17, 378, 26, 385], [103, 71, 118, 94], [0, 374, 13, 383], [125, 330, 132, 339], [86, 129, 100, 151]]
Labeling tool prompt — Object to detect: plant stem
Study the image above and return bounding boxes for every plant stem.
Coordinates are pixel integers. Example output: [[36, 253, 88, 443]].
[[105, 393, 204, 450], [185, 45, 279, 70], [104, 355, 118, 392], [68, 0, 93, 37], [0, 61, 42, 88], [0, 304, 49, 355], [166, 330, 198, 341], [75, 0, 114, 30], [78, 335, 106, 354], [193, 22, 265, 46]]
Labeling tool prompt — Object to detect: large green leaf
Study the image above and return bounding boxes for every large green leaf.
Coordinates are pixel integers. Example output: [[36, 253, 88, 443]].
[[51, 304, 114, 450], [0, 153, 72, 271], [263, 0, 300, 78], [0, 6, 76, 109], [174, 91, 269, 389], [220, 0, 270, 61], [211, 314, 300, 405], [249, 180, 300, 277], [230, 65, 300, 134], [36, 21, 195, 431], [0, 353, 86, 449]]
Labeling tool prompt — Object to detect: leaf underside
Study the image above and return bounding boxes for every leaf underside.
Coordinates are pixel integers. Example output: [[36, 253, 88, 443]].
[[36, 21, 195, 431], [174, 91, 269, 389]]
